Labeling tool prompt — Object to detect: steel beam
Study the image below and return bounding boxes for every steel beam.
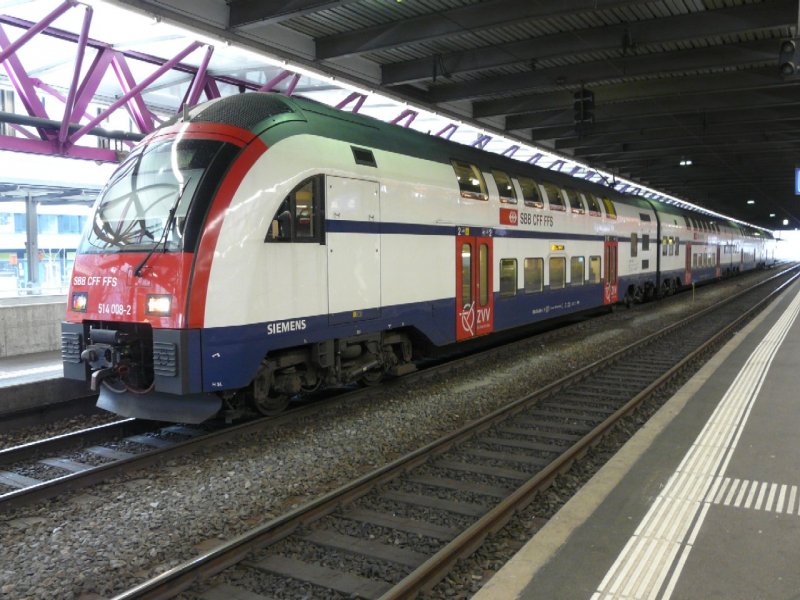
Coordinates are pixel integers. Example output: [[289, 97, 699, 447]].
[[475, 67, 791, 119], [0, 136, 120, 161], [229, 0, 362, 27], [0, 0, 74, 65], [0, 24, 51, 137], [528, 105, 800, 142], [68, 41, 204, 144], [573, 137, 800, 158], [383, 1, 795, 85], [430, 39, 778, 103], [58, 4, 92, 145], [555, 120, 800, 150], [509, 87, 800, 131], [316, 0, 652, 59]]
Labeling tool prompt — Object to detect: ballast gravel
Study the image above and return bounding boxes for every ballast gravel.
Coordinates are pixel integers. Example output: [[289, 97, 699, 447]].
[[0, 270, 780, 598]]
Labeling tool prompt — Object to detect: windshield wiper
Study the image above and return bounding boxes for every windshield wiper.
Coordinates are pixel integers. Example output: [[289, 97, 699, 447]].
[[133, 178, 190, 277]]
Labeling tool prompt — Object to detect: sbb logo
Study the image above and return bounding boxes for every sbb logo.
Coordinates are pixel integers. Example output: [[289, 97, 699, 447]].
[[500, 207, 518, 226]]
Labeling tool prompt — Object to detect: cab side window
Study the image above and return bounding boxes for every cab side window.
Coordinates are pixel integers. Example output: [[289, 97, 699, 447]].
[[266, 176, 324, 243]]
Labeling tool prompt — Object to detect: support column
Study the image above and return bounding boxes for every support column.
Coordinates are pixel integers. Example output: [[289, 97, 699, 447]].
[[24, 192, 39, 290]]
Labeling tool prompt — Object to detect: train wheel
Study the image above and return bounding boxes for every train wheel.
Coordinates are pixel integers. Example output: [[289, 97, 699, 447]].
[[252, 364, 289, 415], [253, 392, 289, 416], [359, 369, 384, 386]]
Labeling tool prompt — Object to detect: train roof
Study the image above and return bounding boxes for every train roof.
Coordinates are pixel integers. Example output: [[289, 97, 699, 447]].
[[175, 93, 764, 230]]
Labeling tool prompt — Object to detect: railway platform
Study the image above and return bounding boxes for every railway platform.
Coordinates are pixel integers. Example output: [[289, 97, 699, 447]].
[[474, 276, 800, 600], [0, 350, 88, 416]]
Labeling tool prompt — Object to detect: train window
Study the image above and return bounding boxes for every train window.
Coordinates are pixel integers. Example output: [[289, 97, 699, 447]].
[[570, 256, 585, 285], [351, 146, 377, 167], [642, 259, 649, 269], [500, 259, 517, 297], [589, 256, 601, 283], [452, 160, 488, 201], [549, 257, 566, 289], [639, 213, 651, 222], [542, 183, 566, 211], [662, 237, 668, 256], [461, 243, 472, 308], [492, 170, 517, 204], [684, 216, 691, 229], [642, 234, 650, 251], [524, 258, 544, 293], [601, 197, 617, 219], [584, 193, 602, 216], [565, 189, 585, 214], [675, 237, 680, 256], [479, 243, 489, 306], [668, 237, 675, 256], [266, 176, 324, 244], [517, 177, 544, 208], [630, 233, 638, 258]]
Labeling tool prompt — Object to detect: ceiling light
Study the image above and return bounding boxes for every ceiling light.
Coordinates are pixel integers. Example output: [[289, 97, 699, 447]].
[[679, 159, 692, 166], [783, 219, 789, 226], [770, 213, 776, 217], [746, 199, 755, 205]]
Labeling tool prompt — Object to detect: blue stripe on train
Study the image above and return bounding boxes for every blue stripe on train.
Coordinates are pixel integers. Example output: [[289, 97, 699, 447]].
[[198, 283, 615, 392]]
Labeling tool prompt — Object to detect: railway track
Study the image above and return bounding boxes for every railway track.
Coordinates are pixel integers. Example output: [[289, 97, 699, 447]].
[[109, 267, 800, 599], [0, 268, 734, 512]]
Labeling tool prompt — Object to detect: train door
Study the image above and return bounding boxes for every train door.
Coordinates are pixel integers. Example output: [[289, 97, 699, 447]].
[[684, 242, 692, 284], [456, 229, 494, 341], [326, 176, 381, 324], [603, 239, 618, 304], [715, 246, 721, 278]]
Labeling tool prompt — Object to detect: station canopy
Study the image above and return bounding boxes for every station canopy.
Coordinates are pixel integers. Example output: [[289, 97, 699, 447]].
[[1, 0, 799, 229]]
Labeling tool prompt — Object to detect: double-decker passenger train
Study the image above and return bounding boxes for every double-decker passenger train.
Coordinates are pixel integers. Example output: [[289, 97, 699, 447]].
[[61, 93, 775, 423]]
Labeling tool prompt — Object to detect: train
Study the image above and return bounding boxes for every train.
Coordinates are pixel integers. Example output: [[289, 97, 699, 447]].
[[61, 92, 775, 423]]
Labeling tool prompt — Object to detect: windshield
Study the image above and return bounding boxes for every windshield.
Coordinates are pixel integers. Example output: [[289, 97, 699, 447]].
[[81, 138, 226, 253]]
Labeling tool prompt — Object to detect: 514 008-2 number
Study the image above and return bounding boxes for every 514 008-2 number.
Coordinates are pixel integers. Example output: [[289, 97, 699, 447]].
[[98, 303, 132, 316]]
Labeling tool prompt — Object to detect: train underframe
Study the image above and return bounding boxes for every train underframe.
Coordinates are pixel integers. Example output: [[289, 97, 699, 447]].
[[221, 331, 417, 419], [67, 321, 417, 422]]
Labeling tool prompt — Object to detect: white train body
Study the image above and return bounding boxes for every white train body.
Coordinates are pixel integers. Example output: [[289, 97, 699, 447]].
[[61, 94, 774, 422]]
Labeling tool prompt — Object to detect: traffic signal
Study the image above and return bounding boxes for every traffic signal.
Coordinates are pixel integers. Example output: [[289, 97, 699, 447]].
[[573, 89, 594, 124], [778, 38, 799, 77]]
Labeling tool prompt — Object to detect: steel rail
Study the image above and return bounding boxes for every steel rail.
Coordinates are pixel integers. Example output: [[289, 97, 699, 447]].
[[380, 267, 800, 598], [0, 396, 352, 511], [110, 265, 800, 599]]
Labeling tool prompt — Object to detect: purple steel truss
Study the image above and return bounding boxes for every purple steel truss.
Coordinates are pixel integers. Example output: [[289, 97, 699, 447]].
[[0, 5, 273, 162]]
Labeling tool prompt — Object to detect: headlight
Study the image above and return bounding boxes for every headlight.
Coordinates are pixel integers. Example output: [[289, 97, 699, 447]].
[[146, 294, 172, 316], [71, 292, 88, 312]]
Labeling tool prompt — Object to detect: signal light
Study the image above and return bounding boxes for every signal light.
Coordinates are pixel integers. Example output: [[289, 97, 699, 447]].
[[779, 38, 798, 77], [71, 292, 88, 312]]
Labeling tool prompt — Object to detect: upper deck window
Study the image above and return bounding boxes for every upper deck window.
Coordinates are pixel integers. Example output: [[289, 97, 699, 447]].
[[491, 170, 517, 204], [451, 160, 488, 201], [564, 189, 585, 214], [517, 176, 543, 208], [601, 197, 617, 219], [584, 192, 602, 216], [542, 183, 565, 211]]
